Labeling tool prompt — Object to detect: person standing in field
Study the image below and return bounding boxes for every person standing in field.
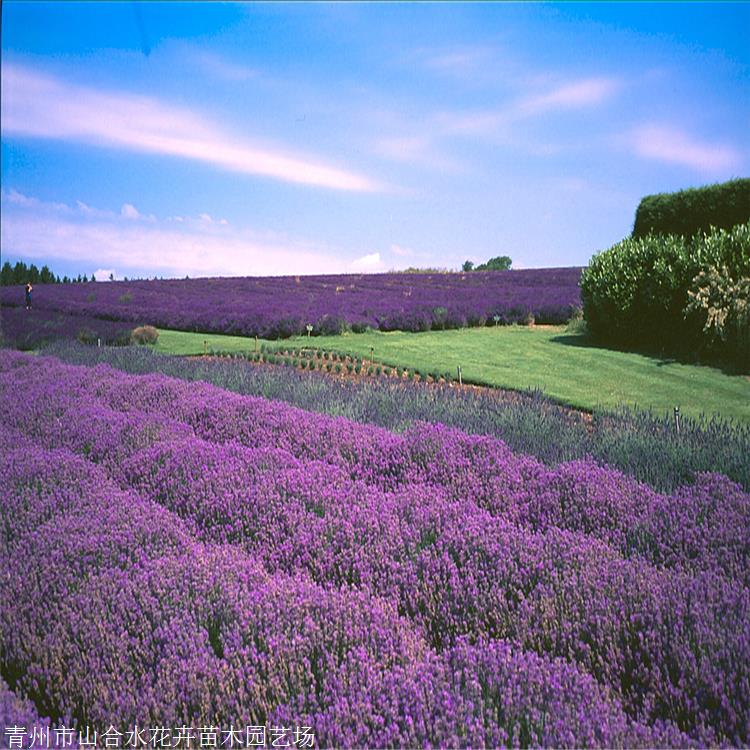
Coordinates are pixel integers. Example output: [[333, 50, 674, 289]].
[[25, 282, 33, 310]]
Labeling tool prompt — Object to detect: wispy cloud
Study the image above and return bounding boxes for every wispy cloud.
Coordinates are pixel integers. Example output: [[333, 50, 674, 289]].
[[627, 124, 744, 174], [2, 64, 381, 192], [390, 244, 414, 257], [372, 134, 466, 173], [421, 46, 497, 77], [193, 51, 258, 82], [517, 77, 620, 116], [1, 191, 349, 277], [438, 76, 621, 137]]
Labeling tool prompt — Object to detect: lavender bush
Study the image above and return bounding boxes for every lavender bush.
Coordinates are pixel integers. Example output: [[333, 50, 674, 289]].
[[47, 342, 750, 491], [1, 350, 747, 747], [0, 268, 583, 338]]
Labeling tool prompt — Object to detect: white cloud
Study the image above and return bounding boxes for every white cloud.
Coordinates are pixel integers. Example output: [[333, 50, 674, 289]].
[[76, 200, 114, 219], [627, 124, 744, 174], [350, 252, 383, 271], [375, 136, 432, 163], [390, 244, 414, 257], [422, 46, 495, 76], [92, 268, 117, 281], [3, 188, 69, 212], [437, 76, 621, 137], [2, 63, 382, 193], [193, 51, 258, 82], [372, 135, 466, 173], [121, 203, 141, 220], [517, 77, 620, 116], [1, 192, 352, 278]]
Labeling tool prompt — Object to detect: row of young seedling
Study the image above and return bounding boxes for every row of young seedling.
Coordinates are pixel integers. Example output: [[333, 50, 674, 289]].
[[211, 347, 455, 384]]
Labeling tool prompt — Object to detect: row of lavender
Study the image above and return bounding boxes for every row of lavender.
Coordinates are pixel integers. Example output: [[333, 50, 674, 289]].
[[49, 341, 750, 492], [0, 268, 582, 337], [0, 307, 134, 350], [1, 350, 748, 746]]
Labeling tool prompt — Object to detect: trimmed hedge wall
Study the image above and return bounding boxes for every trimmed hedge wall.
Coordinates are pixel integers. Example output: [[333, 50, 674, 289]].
[[581, 222, 750, 368], [632, 178, 750, 238]]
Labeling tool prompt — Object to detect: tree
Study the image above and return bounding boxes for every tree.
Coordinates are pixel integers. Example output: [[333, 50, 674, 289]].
[[0, 262, 13, 285], [475, 255, 512, 271], [13, 261, 26, 284], [462, 260, 474, 272]]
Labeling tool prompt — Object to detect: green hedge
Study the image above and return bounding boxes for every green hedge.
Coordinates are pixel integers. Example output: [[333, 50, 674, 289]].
[[581, 222, 750, 368], [632, 178, 750, 238]]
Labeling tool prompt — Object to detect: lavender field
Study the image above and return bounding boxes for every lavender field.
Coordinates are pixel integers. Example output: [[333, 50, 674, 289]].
[[0, 268, 583, 338], [1, 349, 748, 748], [0, 306, 134, 350]]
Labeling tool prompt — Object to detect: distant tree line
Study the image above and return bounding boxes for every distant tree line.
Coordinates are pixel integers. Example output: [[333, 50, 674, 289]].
[[0, 261, 104, 285], [391, 257, 514, 274], [462, 256, 513, 272]]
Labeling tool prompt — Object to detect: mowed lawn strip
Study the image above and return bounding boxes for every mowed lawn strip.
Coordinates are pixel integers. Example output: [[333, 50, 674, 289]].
[[155, 326, 750, 423], [154, 328, 264, 355]]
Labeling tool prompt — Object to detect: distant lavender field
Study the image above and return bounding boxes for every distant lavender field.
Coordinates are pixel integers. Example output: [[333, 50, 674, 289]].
[[0, 306, 133, 349], [0, 268, 583, 338]]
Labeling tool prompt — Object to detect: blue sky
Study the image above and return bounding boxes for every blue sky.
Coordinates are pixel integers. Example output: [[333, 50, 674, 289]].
[[2, 2, 748, 280]]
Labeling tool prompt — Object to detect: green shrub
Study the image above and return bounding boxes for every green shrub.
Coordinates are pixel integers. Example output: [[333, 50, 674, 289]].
[[686, 265, 750, 370], [77, 328, 97, 345], [130, 325, 159, 345], [632, 178, 750, 238], [431, 306, 448, 330], [581, 222, 750, 365]]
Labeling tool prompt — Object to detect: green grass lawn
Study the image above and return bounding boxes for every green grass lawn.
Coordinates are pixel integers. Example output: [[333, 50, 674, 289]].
[[154, 328, 264, 356], [156, 326, 750, 423]]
